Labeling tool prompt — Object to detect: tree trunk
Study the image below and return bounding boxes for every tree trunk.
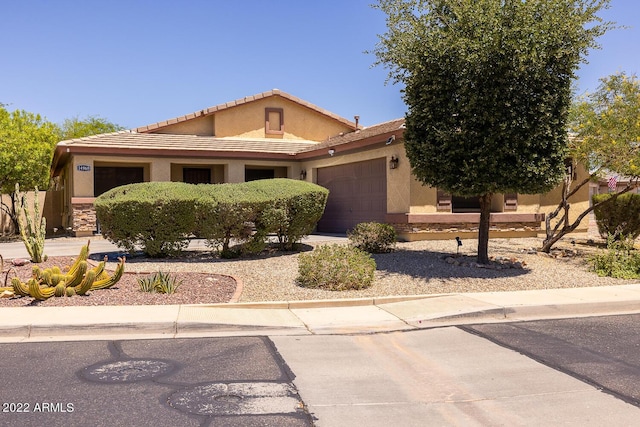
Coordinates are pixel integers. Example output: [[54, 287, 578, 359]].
[[9, 192, 19, 235], [541, 174, 638, 253], [477, 193, 492, 264]]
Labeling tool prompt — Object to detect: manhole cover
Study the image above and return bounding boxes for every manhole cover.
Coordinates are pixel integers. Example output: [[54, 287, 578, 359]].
[[82, 359, 174, 383], [168, 382, 302, 416]]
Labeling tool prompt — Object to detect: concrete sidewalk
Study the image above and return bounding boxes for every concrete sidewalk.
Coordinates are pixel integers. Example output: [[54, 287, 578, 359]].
[[2, 284, 640, 342], [2, 234, 640, 342], [0, 233, 349, 259]]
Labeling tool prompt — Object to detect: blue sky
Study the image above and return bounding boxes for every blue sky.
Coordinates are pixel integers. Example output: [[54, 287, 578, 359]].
[[1, 0, 638, 129]]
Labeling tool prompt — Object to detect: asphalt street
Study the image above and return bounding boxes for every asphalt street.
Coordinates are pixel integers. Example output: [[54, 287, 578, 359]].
[[0, 336, 311, 427], [465, 313, 640, 408], [2, 316, 640, 426]]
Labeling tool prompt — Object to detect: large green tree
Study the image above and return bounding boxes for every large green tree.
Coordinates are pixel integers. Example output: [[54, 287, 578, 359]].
[[59, 115, 125, 140], [0, 106, 59, 233], [372, 0, 612, 263], [0, 110, 124, 235], [0, 107, 59, 193], [542, 72, 640, 252]]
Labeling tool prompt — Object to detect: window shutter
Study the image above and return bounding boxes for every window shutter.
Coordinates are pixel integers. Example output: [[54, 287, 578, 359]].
[[436, 189, 452, 212], [504, 193, 518, 211]]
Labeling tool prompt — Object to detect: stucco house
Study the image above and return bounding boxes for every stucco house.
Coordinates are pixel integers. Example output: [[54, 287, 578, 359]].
[[49, 89, 591, 240]]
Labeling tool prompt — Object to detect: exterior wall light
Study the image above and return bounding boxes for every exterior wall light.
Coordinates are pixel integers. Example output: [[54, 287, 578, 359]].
[[389, 155, 399, 169], [328, 148, 335, 156], [300, 170, 307, 180]]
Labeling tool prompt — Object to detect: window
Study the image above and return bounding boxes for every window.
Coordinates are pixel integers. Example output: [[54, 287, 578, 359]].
[[451, 195, 481, 213], [183, 168, 211, 184], [94, 166, 144, 196], [245, 168, 275, 182], [265, 107, 284, 135]]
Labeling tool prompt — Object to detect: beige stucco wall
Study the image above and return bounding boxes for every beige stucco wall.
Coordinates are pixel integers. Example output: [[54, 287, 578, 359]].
[[71, 155, 154, 197], [516, 194, 542, 213], [70, 155, 305, 195], [154, 116, 214, 136], [213, 97, 353, 141], [409, 176, 438, 213]]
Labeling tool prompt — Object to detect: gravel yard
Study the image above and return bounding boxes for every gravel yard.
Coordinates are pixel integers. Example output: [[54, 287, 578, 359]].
[[2, 236, 636, 307]]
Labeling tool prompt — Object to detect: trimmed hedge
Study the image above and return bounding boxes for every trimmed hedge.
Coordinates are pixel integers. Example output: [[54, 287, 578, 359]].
[[592, 193, 640, 240], [95, 179, 329, 257]]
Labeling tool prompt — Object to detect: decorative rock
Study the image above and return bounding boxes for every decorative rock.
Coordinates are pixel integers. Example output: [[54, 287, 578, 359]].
[[11, 258, 29, 267], [1, 290, 14, 298], [442, 253, 526, 270]]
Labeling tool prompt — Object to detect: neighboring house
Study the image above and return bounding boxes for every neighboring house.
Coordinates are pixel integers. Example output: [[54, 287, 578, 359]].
[[589, 172, 640, 200], [49, 89, 591, 240]]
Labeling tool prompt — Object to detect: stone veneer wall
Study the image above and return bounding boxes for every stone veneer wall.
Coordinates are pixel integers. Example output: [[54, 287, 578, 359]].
[[71, 203, 97, 236], [392, 221, 542, 235]]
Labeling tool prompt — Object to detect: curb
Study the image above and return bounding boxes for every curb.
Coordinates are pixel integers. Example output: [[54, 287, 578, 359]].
[[3, 297, 640, 342]]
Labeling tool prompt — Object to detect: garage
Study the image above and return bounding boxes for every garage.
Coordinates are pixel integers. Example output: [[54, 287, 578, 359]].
[[316, 158, 387, 233]]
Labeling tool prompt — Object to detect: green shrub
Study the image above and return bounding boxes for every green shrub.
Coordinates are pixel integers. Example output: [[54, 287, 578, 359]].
[[590, 234, 640, 279], [95, 182, 198, 257], [593, 193, 640, 240], [137, 271, 182, 294], [95, 179, 328, 258], [195, 179, 328, 254], [348, 222, 397, 253], [297, 244, 376, 291], [195, 188, 259, 256], [250, 179, 329, 250]]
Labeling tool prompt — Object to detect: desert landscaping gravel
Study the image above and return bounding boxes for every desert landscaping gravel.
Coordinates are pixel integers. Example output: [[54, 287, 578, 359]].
[[3, 236, 633, 307]]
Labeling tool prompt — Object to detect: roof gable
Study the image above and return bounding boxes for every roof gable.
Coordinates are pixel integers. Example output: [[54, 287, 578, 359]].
[[134, 89, 358, 134]]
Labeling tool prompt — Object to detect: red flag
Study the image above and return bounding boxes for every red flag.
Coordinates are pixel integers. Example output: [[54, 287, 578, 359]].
[[608, 176, 617, 191]]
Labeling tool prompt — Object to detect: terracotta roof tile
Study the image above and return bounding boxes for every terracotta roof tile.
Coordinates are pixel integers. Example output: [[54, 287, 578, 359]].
[[298, 118, 406, 153], [57, 131, 318, 156]]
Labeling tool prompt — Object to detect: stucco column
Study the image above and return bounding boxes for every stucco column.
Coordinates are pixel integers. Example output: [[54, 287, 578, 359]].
[[72, 156, 95, 197], [150, 159, 171, 182], [226, 162, 245, 183]]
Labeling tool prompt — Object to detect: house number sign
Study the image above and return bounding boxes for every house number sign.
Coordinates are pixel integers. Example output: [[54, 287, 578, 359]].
[[77, 165, 91, 172]]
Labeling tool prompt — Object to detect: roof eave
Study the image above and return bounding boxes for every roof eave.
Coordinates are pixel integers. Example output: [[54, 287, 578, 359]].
[[59, 145, 299, 161], [295, 128, 404, 160]]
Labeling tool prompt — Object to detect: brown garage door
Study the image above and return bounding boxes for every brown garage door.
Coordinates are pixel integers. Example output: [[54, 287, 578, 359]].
[[317, 158, 387, 233]]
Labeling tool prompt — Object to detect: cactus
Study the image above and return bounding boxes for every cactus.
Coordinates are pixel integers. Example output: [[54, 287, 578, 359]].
[[41, 269, 52, 286], [15, 184, 47, 263], [64, 261, 87, 288], [75, 270, 96, 295], [28, 279, 55, 300], [91, 256, 108, 278], [91, 257, 125, 290], [6, 241, 125, 300], [54, 282, 66, 297], [66, 241, 90, 276], [11, 277, 30, 297]]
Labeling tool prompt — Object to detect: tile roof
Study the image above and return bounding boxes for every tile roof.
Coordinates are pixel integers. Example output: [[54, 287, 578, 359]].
[[299, 118, 406, 153], [134, 89, 358, 133], [58, 116, 405, 154], [57, 131, 318, 156]]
